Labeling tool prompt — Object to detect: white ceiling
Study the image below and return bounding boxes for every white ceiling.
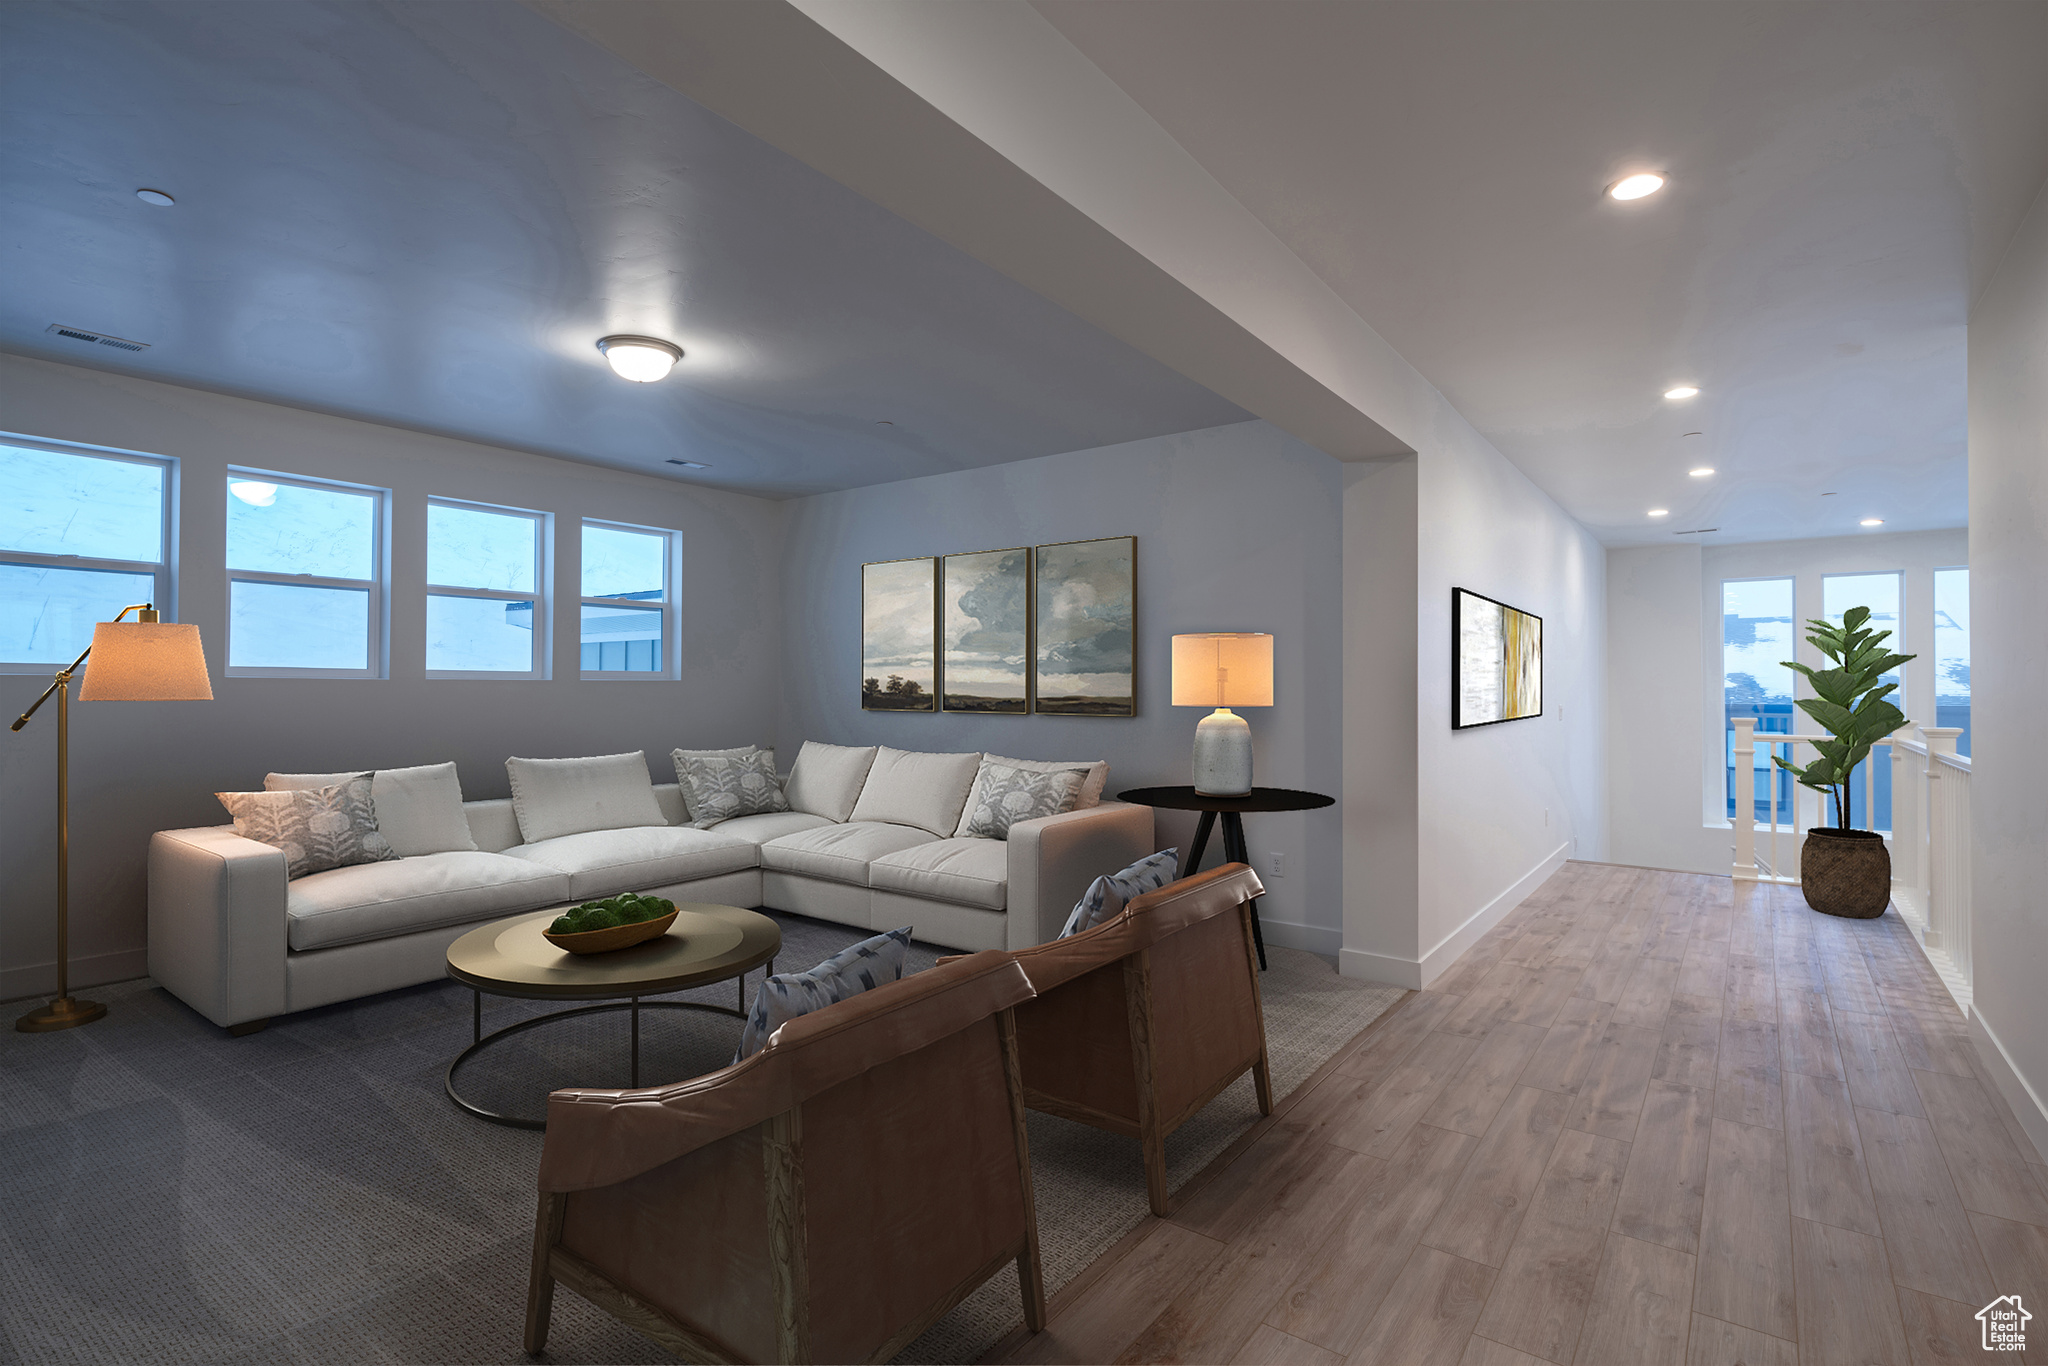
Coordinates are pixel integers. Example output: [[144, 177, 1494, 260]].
[[0, 1, 1247, 496], [1035, 0, 2048, 546]]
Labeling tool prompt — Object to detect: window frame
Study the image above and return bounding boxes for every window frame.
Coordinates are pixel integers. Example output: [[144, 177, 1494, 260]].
[[1719, 574, 1800, 827], [424, 497, 552, 682], [579, 517, 679, 681], [223, 467, 388, 680], [1820, 569, 1906, 713], [0, 432, 176, 674]]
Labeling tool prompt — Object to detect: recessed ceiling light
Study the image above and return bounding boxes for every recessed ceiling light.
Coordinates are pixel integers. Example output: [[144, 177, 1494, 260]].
[[1681, 431, 1703, 438], [1608, 173, 1666, 201], [1861, 518, 1884, 527], [875, 419, 894, 426], [1648, 508, 1670, 517], [596, 335, 682, 382], [1663, 385, 1700, 400], [664, 459, 710, 469], [1689, 467, 1715, 477], [229, 480, 279, 507], [136, 188, 175, 207]]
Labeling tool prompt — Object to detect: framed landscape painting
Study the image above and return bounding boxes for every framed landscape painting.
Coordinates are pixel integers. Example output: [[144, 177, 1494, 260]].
[[1034, 536, 1135, 716], [861, 556, 937, 711], [942, 547, 1030, 714], [1452, 587, 1542, 728]]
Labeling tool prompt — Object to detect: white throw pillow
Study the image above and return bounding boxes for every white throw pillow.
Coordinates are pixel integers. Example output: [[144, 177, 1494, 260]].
[[733, 927, 912, 1062], [504, 752, 666, 844], [782, 741, 879, 823], [266, 762, 478, 858], [951, 754, 1110, 836], [848, 747, 983, 837], [1059, 848, 1181, 938]]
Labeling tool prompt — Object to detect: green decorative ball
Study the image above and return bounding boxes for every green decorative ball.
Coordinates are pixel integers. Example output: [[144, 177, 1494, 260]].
[[548, 913, 583, 935], [579, 907, 623, 931]]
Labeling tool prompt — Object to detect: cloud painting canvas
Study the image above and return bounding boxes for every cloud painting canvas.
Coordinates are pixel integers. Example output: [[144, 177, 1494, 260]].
[[1035, 536, 1135, 716], [942, 548, 1030, 713], [862, 557, 937, 711], [1453, 587, 1541, 728]]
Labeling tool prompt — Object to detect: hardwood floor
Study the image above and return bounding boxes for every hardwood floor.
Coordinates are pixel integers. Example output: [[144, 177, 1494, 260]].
[[991, 863, 2048, 1366]]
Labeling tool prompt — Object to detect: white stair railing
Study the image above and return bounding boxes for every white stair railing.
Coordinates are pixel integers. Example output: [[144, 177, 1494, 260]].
[[1730, 718, 1971, 1011]]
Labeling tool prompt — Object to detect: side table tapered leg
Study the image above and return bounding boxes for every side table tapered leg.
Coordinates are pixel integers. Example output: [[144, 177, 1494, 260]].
[[1183, 810, 1216, 878], [1220, 812, 1267, 969]]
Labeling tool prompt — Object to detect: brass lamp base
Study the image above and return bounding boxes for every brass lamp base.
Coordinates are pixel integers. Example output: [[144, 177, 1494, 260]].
[[16, 995, 106, 1033]]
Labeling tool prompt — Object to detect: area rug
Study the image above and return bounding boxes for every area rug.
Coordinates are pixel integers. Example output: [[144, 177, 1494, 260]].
[[0, 913, 1403, 1365]]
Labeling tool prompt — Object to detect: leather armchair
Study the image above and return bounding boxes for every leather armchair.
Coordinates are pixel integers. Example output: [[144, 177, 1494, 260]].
[[525, 951, 1046, 1364], [1005, 863, 1271, 1216]]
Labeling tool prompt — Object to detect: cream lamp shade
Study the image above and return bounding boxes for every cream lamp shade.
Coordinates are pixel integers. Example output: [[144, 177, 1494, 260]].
[[1171, 633, 1274, 709], [77, 623, 214, 701]]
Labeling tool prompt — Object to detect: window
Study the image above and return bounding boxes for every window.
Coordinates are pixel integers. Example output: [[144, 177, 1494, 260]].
[[1723, 578, 1796, 822], [1934, 567, 1970, 757], [225, 472, 384, 676], [581, 520, 675, 676], [1, 437, 172, 672], [1822, 571, 1903, 830], [426, 500, 547, 678]]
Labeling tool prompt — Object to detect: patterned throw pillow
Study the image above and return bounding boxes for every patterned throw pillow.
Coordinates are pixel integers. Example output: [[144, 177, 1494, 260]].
[[733, 927, 913, 1062], [960, 761, 1091, 840], [670, 747, 790, 829], [216, 774, 397, 880], [1059, 848, 1181, 938]]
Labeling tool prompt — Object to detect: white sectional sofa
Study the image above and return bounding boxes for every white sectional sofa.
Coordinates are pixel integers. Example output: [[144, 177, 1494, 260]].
[[147, 743, 1154, 1031]]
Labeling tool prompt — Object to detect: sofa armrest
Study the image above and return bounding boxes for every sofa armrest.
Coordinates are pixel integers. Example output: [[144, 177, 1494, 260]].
[[148, 827, 290, 1029], [1004, 800, 1156, 949]]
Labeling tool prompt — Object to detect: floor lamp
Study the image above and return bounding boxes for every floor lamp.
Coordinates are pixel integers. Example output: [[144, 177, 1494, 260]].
[[12, 604, 213, 1033]]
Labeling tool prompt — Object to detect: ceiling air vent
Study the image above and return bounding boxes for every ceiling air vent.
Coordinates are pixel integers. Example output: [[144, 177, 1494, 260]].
[[46, 323, 149, 353], [1674, 527, 1720, 535]]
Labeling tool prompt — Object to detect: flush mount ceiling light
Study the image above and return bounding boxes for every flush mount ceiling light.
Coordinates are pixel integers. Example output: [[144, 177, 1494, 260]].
[[664, 458, 710, 469], [228, 480, 278, 507], [1648, 508, 1670, 517], [136, 188, 175, 207], [1689, 467, 1715, 477], [1861, 518, 1885, 527], [596, 335, 682, 383], [1608, 173, 1666, 201], [1663, 385, 1700, 400]]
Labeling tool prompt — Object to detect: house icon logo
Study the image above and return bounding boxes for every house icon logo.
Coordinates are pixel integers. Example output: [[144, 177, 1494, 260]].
[[1978, 1294, 2029, 1352]]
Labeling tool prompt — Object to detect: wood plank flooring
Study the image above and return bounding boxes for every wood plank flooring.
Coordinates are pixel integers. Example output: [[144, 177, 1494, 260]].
[[992, 863, 2048, 1366]]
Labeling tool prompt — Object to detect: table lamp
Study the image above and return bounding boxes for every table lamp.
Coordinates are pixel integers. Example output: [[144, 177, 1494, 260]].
[[11, 605, 213, 1032], [1171, 633, 1273, 796]]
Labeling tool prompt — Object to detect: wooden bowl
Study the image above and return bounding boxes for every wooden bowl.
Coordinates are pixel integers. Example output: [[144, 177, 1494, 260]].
[[542, 908, 679, 955]]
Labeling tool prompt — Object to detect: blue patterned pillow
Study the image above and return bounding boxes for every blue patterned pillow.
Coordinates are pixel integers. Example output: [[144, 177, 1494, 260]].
[[733, 927, 913, 1062], [1058, 849, 1180, 938]]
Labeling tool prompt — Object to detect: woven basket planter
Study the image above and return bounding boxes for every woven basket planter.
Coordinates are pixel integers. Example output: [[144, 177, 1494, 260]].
[[1800, 828, 1890, 918]]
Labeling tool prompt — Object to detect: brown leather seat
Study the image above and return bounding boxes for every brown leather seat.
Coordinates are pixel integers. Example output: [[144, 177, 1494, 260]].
[[525, 951, 1046, 1364], [1006, 863, 1271, 1216]]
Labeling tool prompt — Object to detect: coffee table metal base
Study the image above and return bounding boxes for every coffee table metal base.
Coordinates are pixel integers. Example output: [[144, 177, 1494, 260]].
[[446, 962, 772, 1130]]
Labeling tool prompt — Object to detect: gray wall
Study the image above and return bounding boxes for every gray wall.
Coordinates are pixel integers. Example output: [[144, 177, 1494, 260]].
[[777, 420, 1349, 951], [1966, 175, 2048, 1159], [0, 353, 785, 997]]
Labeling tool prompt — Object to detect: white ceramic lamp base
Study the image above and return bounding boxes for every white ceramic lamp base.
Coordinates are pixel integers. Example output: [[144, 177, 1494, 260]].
[[1193, 708, 1253, 796]]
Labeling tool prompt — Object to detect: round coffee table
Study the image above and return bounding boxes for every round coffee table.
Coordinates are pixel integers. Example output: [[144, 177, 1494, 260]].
[[443, 902, 782, 1129]]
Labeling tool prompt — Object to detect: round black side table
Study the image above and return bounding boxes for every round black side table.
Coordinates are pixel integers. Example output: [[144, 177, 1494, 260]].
[[1116, 785, 1335, 969]]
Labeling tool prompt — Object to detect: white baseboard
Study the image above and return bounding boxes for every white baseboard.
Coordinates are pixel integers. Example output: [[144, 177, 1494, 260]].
[[0, 948, 149, 1005], [1258, 917, 1342, 957], [1970, 1005, 2048, 1166], [1338, 840, 1573, 991]]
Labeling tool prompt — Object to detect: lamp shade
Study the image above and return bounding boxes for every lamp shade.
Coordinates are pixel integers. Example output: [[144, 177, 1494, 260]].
[[77, 622, 214, 701], [1171, 633, 1273, 708]]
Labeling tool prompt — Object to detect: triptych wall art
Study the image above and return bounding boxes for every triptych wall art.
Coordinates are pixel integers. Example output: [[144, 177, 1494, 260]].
[[861, 536, 1134, 716], [1451, 586, 1542, 729]]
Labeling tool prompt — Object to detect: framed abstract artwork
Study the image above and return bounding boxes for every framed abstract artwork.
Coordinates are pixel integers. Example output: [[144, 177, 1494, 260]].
[[860, 556, 937, 711], [1452, 587, 1542, 728], [1034, 536, 1135, 716], [941, 547, 1030, 714]]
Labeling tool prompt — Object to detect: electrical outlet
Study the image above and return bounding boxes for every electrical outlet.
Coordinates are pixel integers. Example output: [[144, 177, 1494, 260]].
[[1544, 807, 1551, 828], [1270, 851, 1286, 879]]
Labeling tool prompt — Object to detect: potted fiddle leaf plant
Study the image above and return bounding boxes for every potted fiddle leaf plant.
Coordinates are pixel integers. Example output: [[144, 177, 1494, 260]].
[[1774, 605, 1914, 918]]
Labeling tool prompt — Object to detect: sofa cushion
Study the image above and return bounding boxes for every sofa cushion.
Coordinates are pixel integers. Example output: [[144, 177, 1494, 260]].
[[734, 927, 912, 1061], [782, 741, 878, 823], [505, 826, 757, 901], [268, 761, 478, 857], [505, 752, 665, 843], [286, 851, 570, 952], [952, 756, 1110, 835], [848, 746, 982, 836], [712, 811, 834, 846], [868, 838, 1009, 911], [1060, 848, 1181, 938], [759, 822, 939, 887], [958, 761, 1089, 840], [671, 747, 790, 828], [219, 776, 397, 880]]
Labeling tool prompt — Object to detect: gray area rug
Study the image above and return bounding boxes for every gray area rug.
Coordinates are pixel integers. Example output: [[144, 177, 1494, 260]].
[[0, 913, 1402, 1365]]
